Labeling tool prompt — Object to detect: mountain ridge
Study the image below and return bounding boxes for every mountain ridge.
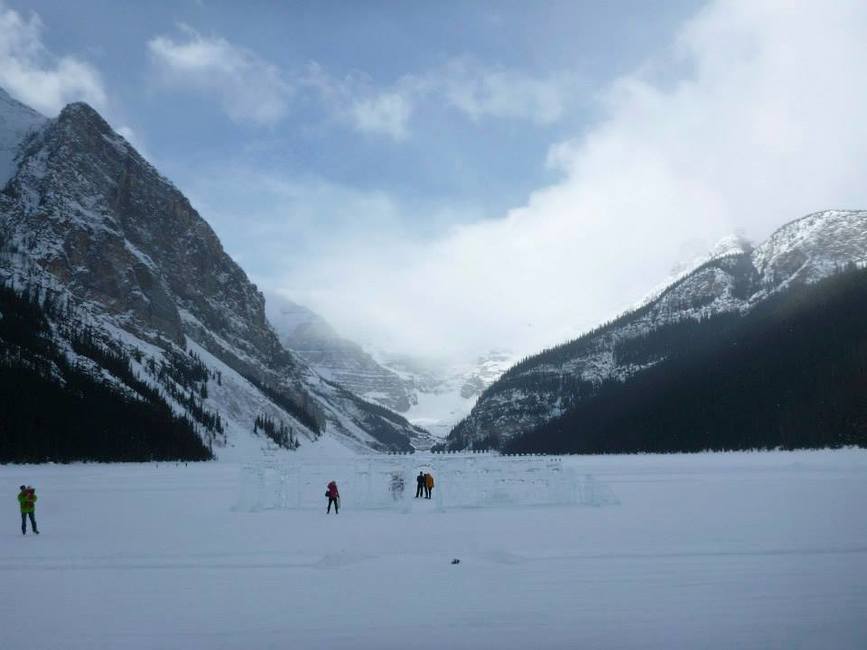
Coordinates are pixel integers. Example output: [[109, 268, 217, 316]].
[[446, 209, 867, 450], [504, 265, 867, 454], [0, 91, 427, 460]]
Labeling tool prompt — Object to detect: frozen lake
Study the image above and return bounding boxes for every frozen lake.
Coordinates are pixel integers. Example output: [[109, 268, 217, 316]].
[[2, 449, 866, 649]]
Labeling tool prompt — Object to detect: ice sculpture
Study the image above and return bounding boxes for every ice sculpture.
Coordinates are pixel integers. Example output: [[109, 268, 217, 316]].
[[235, 452, 620, 512]]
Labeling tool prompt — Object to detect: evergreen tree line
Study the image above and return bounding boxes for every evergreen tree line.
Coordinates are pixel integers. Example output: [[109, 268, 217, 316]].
[[244, 374, 322, 435], [353, 407, 415, 452], [253, 414, 299, 450], [0, 285, 212, 462], [141, 346, 225, 443], [505, 266, 867, 454]]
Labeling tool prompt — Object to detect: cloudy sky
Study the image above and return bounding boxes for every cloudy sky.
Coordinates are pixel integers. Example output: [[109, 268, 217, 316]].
[[3, 0, 867, 362]]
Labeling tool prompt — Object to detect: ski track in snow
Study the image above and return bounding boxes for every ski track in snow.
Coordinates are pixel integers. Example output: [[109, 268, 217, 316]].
[[1, 449, 866, 649]]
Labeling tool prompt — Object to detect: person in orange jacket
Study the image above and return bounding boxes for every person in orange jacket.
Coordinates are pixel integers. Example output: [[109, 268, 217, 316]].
[[424, 473, 434, 499]]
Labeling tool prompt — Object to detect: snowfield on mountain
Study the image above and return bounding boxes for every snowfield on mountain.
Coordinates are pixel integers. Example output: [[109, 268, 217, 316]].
[[3, 449, 866, 649]]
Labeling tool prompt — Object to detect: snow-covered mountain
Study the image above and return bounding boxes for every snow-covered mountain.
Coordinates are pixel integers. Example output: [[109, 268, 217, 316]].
[[266, 294, 415, 413], [266, 292, 512, 439], [448, 210, 867, 449], [0, 90, 427, 460], [381, 351, 514, 438]]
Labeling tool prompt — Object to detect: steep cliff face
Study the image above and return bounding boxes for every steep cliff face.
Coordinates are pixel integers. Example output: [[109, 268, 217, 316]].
[[0, 94, 426, 458], [448, 210, 867, 449]]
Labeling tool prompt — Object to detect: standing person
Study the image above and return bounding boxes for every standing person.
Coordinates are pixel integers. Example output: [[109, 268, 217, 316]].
[[424, 472, 434, 499], [415, 471, 425, 498], [18, 485, 39, 535], [326, 480, 340, 514]]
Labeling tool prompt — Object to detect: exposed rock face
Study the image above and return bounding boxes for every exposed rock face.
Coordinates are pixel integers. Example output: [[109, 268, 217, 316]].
[[448, 210, 867, 449], [0, 93, 426, 455]]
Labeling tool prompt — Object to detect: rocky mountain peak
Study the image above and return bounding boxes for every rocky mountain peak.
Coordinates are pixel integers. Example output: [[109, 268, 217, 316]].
[[1, 90, 427, 455], [752, 210, 867, 288], [59, 101, 110, 128]]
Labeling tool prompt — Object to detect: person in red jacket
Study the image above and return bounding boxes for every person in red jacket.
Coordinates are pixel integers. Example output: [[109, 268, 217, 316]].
[[326, 481, 340, 514]]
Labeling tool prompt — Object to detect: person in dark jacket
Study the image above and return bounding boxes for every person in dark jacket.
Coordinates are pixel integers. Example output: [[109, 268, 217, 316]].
[[18, 485, 39, 535], [326, 481, 340, 514], [415, 472, 425, 498]]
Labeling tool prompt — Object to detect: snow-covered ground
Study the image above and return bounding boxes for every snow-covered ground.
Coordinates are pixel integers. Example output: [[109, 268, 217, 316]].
[[2, 449, 866, 649]]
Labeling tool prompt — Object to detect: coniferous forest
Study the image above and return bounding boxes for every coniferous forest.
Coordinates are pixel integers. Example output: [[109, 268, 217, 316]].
[[0, 286, 213, 462], [505, 266, 867, 454]]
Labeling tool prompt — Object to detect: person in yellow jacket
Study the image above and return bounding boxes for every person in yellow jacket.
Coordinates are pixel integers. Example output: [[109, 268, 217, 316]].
[[424, 473, 434, 499], [18, 485, 39, 535]]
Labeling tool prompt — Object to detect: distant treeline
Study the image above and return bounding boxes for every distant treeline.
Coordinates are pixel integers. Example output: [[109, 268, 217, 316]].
[[505, 266, 867, 454], [254, 414, 300, 450], [0, 286, 212, 463]]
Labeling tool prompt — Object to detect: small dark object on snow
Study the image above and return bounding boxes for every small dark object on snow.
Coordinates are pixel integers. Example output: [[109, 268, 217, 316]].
[[451, 558, 461, 565]]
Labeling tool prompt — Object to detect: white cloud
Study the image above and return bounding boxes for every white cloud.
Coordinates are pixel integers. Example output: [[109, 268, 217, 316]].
[[148, 27, 291, 126], [348, 91, 412, 140], [147, 28, 576, 137], [0, 2, 107, 114], [436, 59, 572, 124], [340, 59, 576, 140], [269, 0, 867, 362], [179, 163, 481, 275], [114, 124, 155, 162]]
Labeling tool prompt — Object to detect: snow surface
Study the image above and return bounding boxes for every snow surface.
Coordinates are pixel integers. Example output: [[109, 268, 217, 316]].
[[2, 449, 866, 649]]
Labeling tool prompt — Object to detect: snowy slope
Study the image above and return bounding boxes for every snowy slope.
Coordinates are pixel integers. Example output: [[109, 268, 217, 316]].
[[752, 209, 867, 290], [450, 210, 867, 448], [633, 234, 753, 310], [0, 89, 425, 460]]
